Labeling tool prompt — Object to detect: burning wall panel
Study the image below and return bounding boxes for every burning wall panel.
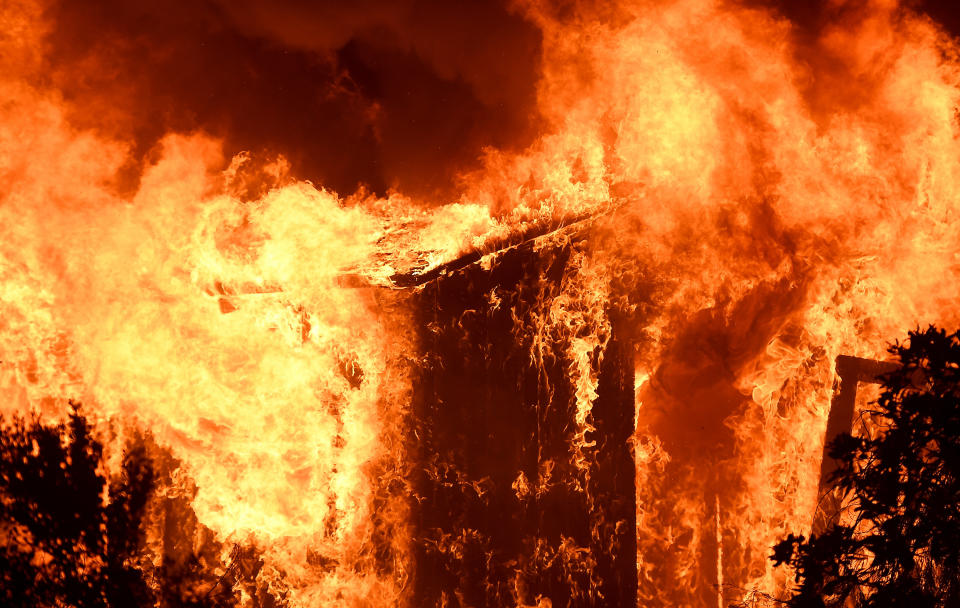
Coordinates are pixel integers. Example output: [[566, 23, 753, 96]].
[[404, 232, 637, 607]]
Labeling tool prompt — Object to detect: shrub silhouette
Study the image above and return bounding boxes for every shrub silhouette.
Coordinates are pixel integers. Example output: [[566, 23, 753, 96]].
[[0, 403, 239, 607]]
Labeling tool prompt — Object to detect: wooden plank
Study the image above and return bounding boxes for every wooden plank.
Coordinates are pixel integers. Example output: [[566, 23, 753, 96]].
[[818, 355, 898, 492], [814, 355, 898, 532]]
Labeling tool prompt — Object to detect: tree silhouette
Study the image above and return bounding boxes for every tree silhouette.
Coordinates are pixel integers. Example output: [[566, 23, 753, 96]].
[[0, 403, 240, 607], [0, 403, 155, 606], [773, 326, 960, 607]]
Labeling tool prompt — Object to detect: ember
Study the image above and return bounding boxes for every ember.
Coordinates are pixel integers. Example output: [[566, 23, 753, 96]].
[[2, 0, 960, 606]]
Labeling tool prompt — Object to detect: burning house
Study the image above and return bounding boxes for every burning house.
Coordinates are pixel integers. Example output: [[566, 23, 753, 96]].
[[397, 222, 637, 606], [4, 0, 960, 607]]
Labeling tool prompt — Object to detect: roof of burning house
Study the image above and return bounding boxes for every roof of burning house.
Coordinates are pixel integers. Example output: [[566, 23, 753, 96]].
[[212, 202, 622, 313], [342, 203, 621, 289]]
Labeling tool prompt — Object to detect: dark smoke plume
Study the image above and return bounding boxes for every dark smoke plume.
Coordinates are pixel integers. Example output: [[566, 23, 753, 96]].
[[42, 0, 543, 200]]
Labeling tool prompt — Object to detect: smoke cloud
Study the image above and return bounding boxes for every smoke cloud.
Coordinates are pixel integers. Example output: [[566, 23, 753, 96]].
[[41, 0, 543, 200]]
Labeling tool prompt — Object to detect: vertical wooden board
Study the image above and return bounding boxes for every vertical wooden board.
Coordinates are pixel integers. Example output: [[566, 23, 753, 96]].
[[590, 321, 638, 606]]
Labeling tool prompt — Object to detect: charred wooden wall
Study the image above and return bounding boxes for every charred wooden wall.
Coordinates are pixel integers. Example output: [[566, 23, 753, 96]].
[[407, 237, 637, 607]]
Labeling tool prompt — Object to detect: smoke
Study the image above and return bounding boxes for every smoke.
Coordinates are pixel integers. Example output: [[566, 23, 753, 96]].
[[40, 0, 542, 200]]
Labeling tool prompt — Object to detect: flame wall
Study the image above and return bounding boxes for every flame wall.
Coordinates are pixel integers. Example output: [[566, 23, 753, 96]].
[[4, 0, 960, 606]]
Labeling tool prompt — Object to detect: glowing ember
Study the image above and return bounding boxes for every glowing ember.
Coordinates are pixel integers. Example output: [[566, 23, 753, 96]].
[[3, 0, 960, 605]]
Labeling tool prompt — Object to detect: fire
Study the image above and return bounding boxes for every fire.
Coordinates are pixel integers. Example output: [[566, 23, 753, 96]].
[[3, 0, 960, 606]]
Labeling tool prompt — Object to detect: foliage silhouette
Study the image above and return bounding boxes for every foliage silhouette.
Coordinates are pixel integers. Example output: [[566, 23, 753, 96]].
[[772, 326, 960, 607], [0, 403, 239, 607]]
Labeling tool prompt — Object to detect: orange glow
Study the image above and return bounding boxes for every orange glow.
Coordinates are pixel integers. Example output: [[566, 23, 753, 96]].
[[3, 0, 960, 605]]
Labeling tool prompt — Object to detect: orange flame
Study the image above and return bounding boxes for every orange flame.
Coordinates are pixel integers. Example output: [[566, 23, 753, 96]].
[[4, 0, 960, 605]]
